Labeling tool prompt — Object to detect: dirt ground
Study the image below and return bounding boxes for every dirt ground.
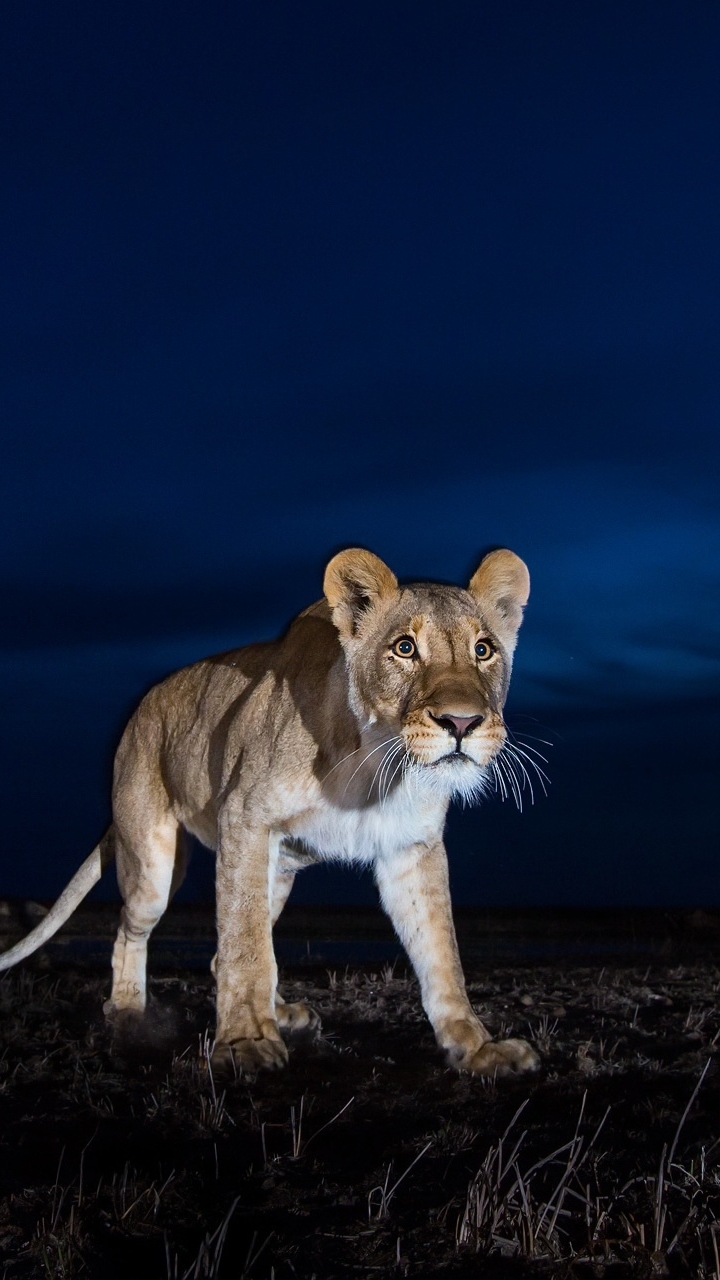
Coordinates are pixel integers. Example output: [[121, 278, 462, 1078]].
[[2, 909, 720, 1278]]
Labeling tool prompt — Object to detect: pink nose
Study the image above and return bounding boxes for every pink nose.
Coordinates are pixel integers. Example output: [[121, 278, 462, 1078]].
[[430, 713, 484, 742]]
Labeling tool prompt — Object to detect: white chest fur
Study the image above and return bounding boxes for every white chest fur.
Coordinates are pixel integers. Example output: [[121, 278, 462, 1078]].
[[285, 772, 451, 866]]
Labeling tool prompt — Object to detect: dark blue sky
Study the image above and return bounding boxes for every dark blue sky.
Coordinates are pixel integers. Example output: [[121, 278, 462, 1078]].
[[2, 2, 719, 904]]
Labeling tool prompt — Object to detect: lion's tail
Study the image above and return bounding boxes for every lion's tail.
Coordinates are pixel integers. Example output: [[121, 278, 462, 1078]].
[[0, 829, 115, 972]]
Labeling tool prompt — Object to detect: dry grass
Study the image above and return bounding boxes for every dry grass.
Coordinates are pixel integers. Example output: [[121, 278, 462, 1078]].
[[2, 949, 720, 1277]]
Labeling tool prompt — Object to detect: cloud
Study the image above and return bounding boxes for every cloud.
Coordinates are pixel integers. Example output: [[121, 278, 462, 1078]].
[[2, 461, 718, 712]]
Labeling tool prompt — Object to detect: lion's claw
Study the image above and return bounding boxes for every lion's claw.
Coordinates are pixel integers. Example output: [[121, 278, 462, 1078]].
[[210, 1034, 289, 1077], [275, 999, 321, 1036]]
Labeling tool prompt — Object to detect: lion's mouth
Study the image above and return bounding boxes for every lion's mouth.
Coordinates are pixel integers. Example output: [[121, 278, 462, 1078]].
[[404, 733, 500, 770], [431, 749, 477, 766]]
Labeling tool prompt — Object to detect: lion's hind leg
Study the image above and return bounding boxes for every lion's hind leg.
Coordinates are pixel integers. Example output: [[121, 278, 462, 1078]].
[[104, 815, 181, 1020]]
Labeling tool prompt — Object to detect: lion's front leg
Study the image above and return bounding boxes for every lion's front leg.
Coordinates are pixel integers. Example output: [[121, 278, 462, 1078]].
[[212, 818, 287, 1076], [374, 840, 539, 1077]]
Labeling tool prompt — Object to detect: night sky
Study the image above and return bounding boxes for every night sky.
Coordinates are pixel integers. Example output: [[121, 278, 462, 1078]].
[[2, 2, 719, 907]]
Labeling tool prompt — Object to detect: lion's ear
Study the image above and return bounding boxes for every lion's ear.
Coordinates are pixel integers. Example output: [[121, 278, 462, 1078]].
[[468, 549, 530, 650], [324, 549, 398, 638]]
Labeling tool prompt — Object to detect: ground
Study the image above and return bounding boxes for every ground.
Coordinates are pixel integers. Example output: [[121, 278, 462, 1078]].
[[2, 907, 720, 1278]]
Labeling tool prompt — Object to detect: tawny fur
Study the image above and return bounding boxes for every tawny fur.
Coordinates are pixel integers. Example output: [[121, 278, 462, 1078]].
[[0, 548, 539, 1078]]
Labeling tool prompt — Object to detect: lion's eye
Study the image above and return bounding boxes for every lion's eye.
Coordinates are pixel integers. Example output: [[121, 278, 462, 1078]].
[[475, 639, 494, 661], [392, 636, 417, 658]]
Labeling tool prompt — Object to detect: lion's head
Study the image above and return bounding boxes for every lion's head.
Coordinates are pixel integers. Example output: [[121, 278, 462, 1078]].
[[323, 547, 530, 804]]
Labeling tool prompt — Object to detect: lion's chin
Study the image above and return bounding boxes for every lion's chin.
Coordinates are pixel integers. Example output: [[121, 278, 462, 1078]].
[[407, 753, 490, 804]]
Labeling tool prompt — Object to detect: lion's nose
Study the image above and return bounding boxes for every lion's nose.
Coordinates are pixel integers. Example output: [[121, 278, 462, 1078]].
[[430, 713, 485, 744]]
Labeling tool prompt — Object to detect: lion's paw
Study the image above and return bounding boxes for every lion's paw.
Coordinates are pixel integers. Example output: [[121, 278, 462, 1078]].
[[275, 999, 321, 1036], [103, 999, 145, 1026], [210, 1033, 289, 1078], [460, 1037, 540, 1077], [103, 993, 146, 1021]]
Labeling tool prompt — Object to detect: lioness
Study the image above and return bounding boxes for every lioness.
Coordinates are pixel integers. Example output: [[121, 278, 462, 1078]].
[[1, 548, 539, 1078]]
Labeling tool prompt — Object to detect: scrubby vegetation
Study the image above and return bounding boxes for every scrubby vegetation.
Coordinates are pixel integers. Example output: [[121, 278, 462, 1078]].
[[2, 921, 720, 1277]]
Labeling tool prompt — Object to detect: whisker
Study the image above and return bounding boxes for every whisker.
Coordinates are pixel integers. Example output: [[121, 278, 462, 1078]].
[[510, 739, 551, 773], [508, 730, 554, 748], [495, 751, 523, 811], [508, 732, 550, 764], [379, 741, 405, 802], [367, 744, 394, 800], [504, 741, 550, 794], [320, 744, 363, 783], [491, 757, 508, 802], [369, 740, 403, 801], [382, 746, 408, 803], [505, 752, 526, 811], [502, 744, 535, 804], [506, 753, 528, 811], [341, 736, 401, 798]]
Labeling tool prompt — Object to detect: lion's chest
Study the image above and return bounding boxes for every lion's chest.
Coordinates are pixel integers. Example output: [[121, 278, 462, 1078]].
[[286, 781, 445, 865]]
